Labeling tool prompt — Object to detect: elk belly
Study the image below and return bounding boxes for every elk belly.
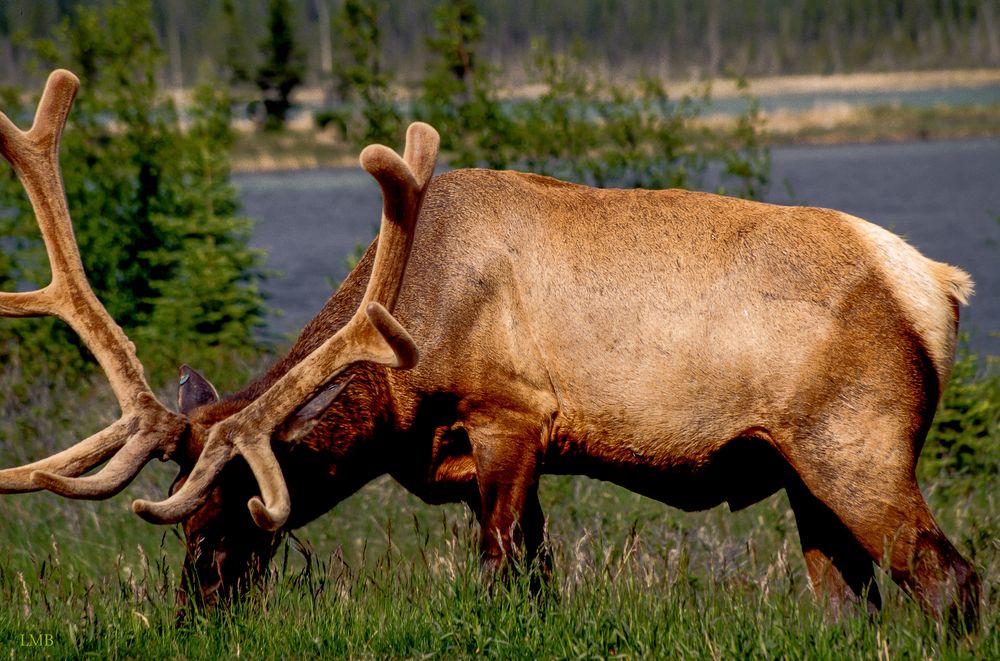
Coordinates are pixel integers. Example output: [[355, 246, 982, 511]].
[[546, 422, 789, 512]]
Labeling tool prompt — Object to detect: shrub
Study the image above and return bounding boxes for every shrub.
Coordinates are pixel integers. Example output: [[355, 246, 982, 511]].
[[922, 343, 1000, 485]]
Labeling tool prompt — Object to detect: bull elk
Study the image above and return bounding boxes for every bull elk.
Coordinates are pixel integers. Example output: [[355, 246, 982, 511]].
[[0, 70, 980, 626]]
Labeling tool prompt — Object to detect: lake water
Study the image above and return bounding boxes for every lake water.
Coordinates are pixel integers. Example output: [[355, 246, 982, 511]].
[[707, 83, 1000, 115], [236, 137, 1000, 357]]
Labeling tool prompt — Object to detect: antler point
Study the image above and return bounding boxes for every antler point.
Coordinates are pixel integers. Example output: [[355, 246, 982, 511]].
[[248, 496, 286, 531], [359, 143, 398, 172], [131, 498, 162, 522], [49, 69, 80, 88], [29, 469, 53, 486]]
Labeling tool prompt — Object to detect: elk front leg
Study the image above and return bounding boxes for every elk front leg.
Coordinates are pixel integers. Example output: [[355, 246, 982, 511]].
[[467, 411, 549, 585]]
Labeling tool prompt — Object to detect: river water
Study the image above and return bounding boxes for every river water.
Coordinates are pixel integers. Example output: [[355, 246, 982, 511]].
[[236, 137, 1000, 357]]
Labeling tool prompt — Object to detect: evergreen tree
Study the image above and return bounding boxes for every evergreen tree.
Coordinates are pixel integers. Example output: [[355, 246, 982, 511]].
[[0, 0, 267, 374], [420, 0, 513, 168], [221, 0, 252, 86], [4, 1, 1000, 86], [333, 0, 401, 147], [256, 0, 305, 131]]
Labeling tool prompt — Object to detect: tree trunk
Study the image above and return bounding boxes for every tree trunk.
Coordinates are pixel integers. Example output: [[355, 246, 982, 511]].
[[313, 0, 334, 108], [166, 0, 184, 106], [706, 0, 721, 76]]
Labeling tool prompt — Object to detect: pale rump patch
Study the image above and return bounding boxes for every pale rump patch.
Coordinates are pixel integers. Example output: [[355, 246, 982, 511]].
[[841, 212, 974, 386]]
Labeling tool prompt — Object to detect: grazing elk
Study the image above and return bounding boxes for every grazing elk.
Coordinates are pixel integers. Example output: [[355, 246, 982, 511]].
[[0, 70, 468, 605], [0, 70, 980, 627]]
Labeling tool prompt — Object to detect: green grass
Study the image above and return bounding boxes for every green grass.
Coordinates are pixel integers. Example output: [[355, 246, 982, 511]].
[[0, 359, 998, 659]]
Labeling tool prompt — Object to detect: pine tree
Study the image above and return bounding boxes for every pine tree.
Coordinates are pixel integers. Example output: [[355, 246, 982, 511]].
[[256, 0, 305, 131], [333, 0, 401, 147], [420, 0, 513, 167], [221, 0, 252, 85]]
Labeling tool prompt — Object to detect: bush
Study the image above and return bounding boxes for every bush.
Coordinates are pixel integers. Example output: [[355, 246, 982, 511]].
[[921, 343, 1000, 485], [313, 109, 342, 131]]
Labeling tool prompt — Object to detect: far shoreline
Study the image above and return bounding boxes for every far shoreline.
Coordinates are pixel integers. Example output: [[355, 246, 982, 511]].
[[231, 68, 1000, 173]]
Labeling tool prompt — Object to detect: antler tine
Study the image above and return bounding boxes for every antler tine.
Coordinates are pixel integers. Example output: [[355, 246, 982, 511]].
[[0, 70, 184, 497], [402, 121, 439, 190], [0, 69, 79, 319], [358, 121, 439, 314], [132, 123, 440, 531], [32, 423, 184, 499], [28, 69, 78, 147], [0, 421, 130, 494], [0, 69, 76, 166]]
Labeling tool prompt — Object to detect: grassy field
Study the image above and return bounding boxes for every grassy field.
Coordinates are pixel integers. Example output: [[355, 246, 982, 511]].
[[0, 352, 997, 659]]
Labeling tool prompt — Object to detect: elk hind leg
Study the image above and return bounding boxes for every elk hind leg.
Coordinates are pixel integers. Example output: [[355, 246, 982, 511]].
[[786, 440, 979, 629], [787, 482, 881, 617]]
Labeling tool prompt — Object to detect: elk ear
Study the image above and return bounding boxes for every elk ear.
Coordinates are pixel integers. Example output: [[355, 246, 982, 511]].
[[177, 365, 220, 415], [276, 376, 353, 443]]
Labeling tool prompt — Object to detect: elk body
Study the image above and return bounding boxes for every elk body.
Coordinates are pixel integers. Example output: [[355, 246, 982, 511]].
[[0, 71, 980, 626]]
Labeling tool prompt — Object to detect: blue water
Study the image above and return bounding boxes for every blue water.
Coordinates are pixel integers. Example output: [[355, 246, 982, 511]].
[[708, 83, 1000, 115], [236, 137, 1000, 357]]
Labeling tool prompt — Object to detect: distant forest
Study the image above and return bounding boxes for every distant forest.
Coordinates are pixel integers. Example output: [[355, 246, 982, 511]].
[[2, 0, 999, 88]]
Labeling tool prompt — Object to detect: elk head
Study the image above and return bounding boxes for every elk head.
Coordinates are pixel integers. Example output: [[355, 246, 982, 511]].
[[0, 70, 439, 603]]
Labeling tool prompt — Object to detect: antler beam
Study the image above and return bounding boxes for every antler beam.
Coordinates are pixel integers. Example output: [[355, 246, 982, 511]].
[[0, 70, 185, 497], [132, 122, 440, 530]]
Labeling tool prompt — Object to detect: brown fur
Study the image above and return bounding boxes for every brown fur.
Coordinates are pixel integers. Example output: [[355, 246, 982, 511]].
[[175, 168, 977, 626]]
